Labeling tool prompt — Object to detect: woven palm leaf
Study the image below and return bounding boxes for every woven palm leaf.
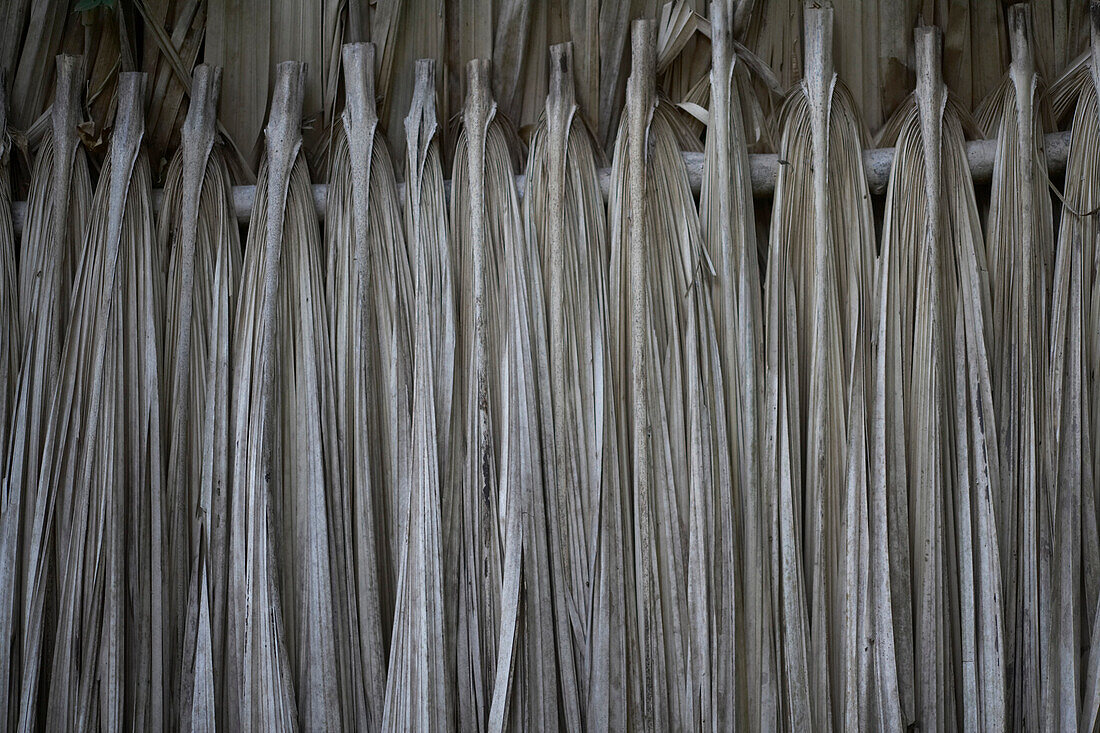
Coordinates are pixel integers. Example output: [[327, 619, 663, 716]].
[[225, 61, 351, 731], [36, 72, 166, 730], [981, 7, 1057, 727], [382, 57, 455, 732], [325, 41, 410, 728], [159, 64, 243, 729]]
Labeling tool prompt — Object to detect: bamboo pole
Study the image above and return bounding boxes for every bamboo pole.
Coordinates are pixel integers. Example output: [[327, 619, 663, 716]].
[[3, 130, 1072, 235]]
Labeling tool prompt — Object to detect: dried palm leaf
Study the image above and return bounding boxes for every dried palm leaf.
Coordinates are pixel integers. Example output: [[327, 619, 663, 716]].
[[760, 145, 810, 732], [9, 0, 70, 129], [159, 64, 242, 730], [937, 1, 1010, 114], [1030, 0, 1089, 85], [329, 40, 414, 650], [608, 18, 731, 730], [140, 0, 208, 168], [0, 71, 18, 732], [269, 3, 330, 168], [486, 64, 559, 728], [742, 0, 900, 132], [699, 3, 767, 727], [180, 525, 216, 731], [16, 57, 91, 332], [205, 1, 270, 165], [492, 0, 533, 127], [762, 4, 876, 727], [448, 58, 517, 732], [1044, 5, 1100, 727], [0, 56, 90, 733], [36, 72, 165, 731], [0, 76, 15, 491], [1048, 49, 1091, 125], [382, 57, 455, 731], [207, 0, 336, 168], [371, 0, 446, 172], [655, 0, 713, 143], [564, 0, 600, 136], [225, 61, 350, 731], [838, 301, 876, 732], [0, 0, 29, 76], [321, 0, 357, 148], [875, 26, 1010, 731], [1085, 596, 1100, 730], [597, 0, 664, 150], [325, 41, 412, 729], [523, 41, 630, 730], [206, 1, 336, 169], [982, 6, 1057, 728]]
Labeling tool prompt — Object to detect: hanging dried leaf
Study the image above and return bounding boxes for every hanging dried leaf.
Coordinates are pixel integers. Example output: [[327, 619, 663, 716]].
[[159, 64, 243, 730], [699, 4, 767, 727], [608, 18, 731, 729], [0, 77, 16, 503], [0, 70, 20, 733], [140, 0, 208, 169], [1043, 5, 1100, 727], [37, 72, 166, 731], [874, 25, 1011, 730], [0, 56, 91, 733], [225, 61, 350, 731], [382, 57, 456, 731], [448, 58, 513, 731], [372, 0, 446, 172], [981, 6, 1057, 728], [761, 5, 876, 727], [523, 41, 628, 730], [325, 41, 411, 729]]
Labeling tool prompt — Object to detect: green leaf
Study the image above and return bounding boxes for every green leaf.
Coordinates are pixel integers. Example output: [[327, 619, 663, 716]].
[[73, 0, 114, 13]]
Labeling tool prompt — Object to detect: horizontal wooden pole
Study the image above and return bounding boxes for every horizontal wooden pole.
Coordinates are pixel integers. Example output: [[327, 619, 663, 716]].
[[8, 130, 1072, 235]]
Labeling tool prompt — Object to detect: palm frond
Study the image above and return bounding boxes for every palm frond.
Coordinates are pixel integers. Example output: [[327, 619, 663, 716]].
[[873, 25, 1010, 730], [523, 40, 627, 730], [699, 3, 767, 726], [15, 55, 91, 342], [983, 8, 1056, 727], [608, 18, 732, 729], [487, 58, 558, 728], [382, 57, 455, 732], [38, 71, 166, 730], [449, 58, 512, 733], [0, 67, 19, 733], [226, 61, 347, 731], [762, 5, 876, 727], [325, 41, 410, 729], [159, 63, 243, 730], [1044, 4, 1100, 727], [0, 55, 91, 733]]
